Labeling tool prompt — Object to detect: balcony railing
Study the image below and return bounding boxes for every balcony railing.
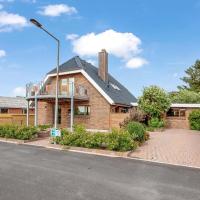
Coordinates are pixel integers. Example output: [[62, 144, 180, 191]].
[[26, 82, 89, 100]]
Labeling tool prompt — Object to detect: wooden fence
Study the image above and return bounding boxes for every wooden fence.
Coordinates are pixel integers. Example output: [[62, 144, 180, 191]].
[[0, 114, 34, 126], [110, 113, 130, 129]]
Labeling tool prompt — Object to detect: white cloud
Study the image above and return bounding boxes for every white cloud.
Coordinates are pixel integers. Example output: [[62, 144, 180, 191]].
[[0, 11, 28, 32], [126, 57, 148, 69], [0, 49, 6, 58], [68, 29, 147, 69], [87, 59, 97, 66], [38, 4, 77, 17], [13, 87, 26, 97], [66, 33, 79, 40]]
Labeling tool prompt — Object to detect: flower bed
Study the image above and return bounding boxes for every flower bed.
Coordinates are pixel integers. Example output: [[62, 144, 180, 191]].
[[53, 123, 149, 152]]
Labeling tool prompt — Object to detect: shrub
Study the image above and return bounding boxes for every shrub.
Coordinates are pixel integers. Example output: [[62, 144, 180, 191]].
[[106, 129, 137, 151], [120, 108, 145, 128], [0, 125, 38, 140], [54, 127, 137, 152], [148, 117, 165, 128], [125, 121, 145, 143], [189, 110, 200, 131]]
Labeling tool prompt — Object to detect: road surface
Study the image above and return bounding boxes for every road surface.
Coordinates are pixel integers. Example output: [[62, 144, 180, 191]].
[[0, 142, 199, 200]]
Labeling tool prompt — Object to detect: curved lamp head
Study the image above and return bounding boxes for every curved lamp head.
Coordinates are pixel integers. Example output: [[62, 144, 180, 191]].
[[30, 19, 42, 28]]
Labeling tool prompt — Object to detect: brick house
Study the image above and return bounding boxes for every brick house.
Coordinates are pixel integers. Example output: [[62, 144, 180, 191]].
[[0, 96, 34, 125], [132, 103, 200, 129], [26, 50, 137, 131], [0, 96, 34, 114]]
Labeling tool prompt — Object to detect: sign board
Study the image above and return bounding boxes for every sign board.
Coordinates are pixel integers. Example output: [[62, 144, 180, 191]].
[[50, 128, 61, 137]]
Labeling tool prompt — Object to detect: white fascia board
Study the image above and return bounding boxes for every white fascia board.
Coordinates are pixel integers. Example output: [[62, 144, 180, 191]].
[[43, 70, 82, 83], [42, 69, 114, 105], [131, 102, 138, 106], [171, 103, 200, 108], [130, 102, 200, 108], [81, 70, 114, 104]]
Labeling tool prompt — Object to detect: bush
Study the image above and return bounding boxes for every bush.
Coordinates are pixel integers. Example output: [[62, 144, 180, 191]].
[[106, 129, 137, 151], [0, 125, 38, 140], [148, 117, 165, 128], [54, 126, 137, 152], [125, 121, 145, 143], [120, 108, 145, 128], [189, 110, 200, 131]]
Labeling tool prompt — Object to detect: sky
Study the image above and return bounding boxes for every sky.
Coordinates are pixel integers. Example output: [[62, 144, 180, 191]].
[[0, 0, 200, 97]]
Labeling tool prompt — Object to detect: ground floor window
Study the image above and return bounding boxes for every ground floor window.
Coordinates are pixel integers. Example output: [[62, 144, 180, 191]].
[[167, 108, 186, 117], [0, 108, 8, 114], [75, 106, 90, 116]]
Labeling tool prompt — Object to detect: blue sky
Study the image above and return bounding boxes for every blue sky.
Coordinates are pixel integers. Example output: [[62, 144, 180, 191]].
[[0, 0, 200, 97]]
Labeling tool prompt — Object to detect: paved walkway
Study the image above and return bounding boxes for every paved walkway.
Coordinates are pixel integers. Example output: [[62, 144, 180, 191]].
[[130, 129, 200, 168]]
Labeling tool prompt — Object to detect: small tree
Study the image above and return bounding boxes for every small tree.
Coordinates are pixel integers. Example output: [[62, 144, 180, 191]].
[[178, 60, 200, 92], [138, 86, 171, 118]]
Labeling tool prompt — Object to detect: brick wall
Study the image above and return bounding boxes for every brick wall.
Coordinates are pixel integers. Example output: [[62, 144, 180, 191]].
[[38, 101, 54, 125]]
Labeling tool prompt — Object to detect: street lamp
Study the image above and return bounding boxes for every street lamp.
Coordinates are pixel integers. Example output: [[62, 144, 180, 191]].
[[30, 18, 60, 129]]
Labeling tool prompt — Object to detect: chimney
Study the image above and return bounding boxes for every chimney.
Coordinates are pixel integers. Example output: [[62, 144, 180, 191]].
[[98, 49, 108, 83]]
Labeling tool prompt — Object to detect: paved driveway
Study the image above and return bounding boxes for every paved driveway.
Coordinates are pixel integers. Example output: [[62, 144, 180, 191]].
[[0, 142, 200, 200], [130, 129, 200, 168]]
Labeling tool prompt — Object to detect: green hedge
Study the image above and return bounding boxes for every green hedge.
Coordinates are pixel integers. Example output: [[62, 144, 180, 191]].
[[54, 125, 138, 152], [189, 110, 200, 131], [0, 125, 38, 140]]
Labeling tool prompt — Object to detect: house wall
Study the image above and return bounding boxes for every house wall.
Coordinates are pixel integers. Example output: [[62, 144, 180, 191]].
[[38, 101, 54, 125], [37, 73, 111, 130]]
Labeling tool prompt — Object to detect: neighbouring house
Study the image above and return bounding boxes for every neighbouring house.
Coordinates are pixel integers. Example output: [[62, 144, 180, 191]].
[[131, 103, 200, 129], [165, 103, 200, 129], [0, 96, 34, 125], [26, 50, 137, 131]]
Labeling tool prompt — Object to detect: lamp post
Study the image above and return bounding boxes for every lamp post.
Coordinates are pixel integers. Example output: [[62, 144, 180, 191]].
[[30, 19, 60, 129]]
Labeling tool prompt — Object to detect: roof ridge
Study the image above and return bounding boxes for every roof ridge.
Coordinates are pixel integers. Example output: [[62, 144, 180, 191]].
[[74, 56, 84, 69]]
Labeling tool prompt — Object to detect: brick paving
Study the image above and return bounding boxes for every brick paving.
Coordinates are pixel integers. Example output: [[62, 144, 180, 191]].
[[130, 129, 200, 168]]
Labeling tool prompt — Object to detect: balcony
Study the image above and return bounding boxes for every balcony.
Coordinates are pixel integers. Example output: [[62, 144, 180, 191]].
[[26, 81, 89, 101]]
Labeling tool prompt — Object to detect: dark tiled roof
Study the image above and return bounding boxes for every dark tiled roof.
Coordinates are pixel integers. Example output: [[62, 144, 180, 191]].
[[0, 96, 27, 109], [47, 56, 137, 106]]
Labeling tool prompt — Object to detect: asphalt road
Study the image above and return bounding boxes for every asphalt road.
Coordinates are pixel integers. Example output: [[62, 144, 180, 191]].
[[0, 142, 200, 200]]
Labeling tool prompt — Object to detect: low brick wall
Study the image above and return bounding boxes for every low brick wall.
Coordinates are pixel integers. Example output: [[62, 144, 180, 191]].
[[0, 114, 34, 126], [110, 113, 129, 129]]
